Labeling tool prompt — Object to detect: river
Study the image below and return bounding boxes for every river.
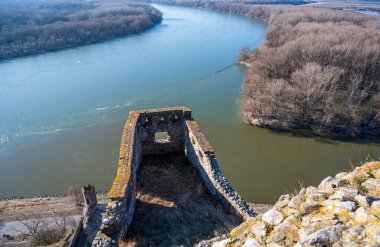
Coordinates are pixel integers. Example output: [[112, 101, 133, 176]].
[[0, 4, 379, 203]]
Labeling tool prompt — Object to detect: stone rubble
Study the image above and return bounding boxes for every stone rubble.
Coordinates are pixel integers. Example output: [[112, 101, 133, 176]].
[[209, 161, 380, 246]]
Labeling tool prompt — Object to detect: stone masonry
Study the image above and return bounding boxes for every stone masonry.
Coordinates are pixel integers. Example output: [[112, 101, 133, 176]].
[[82, 185, 97, 206], [87, 107, 255, 246]]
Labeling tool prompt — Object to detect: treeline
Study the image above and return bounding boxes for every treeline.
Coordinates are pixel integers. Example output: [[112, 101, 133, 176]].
[[142, 0, 380, 137], [242, 6, 380, 137], [141, 0, 307, 6], [0, 1, 162, 59]]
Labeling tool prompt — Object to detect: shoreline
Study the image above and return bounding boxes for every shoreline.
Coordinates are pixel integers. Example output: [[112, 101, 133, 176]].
[[0, 193, 273, 223], [0, 2, 163, 61], [0, 193, 108, 222], [245, 118, 380, 143], [0, 191, 108, 202], [0, 20, 163, 62]]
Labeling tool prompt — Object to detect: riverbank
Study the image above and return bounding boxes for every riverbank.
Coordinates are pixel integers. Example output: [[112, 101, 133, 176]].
[[0, 193, 108, 222], [0, 0, 162, 60], [241, 5, 380, 138], [0, 193, 271, 223], [142, 0, 380, 138]]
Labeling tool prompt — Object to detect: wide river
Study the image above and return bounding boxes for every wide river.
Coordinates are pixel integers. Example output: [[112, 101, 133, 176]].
[[0, 5, 379, 203]]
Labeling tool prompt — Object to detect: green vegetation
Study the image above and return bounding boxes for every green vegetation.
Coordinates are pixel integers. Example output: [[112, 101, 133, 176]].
[[0, 0, 162, 60]]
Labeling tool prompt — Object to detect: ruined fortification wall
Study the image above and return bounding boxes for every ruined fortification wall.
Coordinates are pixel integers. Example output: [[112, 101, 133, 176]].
[[139, 109, 187, 155], [90, 107, 254, 246], [184, 120, 256, 219], [92, 110, 143, 246], [92, 107, 192, 246]]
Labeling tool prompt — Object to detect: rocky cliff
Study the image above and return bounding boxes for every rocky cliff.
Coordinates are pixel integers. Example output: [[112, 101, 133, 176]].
[[211, 161, 380, 246]]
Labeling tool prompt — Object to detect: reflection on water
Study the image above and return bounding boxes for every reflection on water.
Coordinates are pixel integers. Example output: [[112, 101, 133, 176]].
[[0, 5, 379, 203]]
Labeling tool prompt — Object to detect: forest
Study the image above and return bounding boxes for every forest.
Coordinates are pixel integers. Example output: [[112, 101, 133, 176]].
[[0, 1, 162, 59], [241, 6, 380, 137], [142, 0, 380, 137]]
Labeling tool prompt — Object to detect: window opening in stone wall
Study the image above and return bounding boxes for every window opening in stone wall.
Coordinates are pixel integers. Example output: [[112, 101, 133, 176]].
[[155, 131, 169, 142]]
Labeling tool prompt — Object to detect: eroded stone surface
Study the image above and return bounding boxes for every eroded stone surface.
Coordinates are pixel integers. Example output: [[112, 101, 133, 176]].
[[213, 161, 380, 246]]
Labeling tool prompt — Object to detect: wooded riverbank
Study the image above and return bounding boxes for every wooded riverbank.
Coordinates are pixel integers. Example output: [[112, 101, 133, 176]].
[[142, 0, 380, 138], [0, 1, 162, 60]]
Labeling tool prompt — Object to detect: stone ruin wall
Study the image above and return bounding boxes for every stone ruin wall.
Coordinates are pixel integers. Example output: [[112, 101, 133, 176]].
[[85, 106, 255, 246], [184, 119, 256, 219]]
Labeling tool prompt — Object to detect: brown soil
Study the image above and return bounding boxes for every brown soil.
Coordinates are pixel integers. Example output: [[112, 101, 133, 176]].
[[120, 153, 243, 247]]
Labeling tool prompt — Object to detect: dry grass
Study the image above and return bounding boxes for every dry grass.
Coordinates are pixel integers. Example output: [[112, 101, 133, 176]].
[[0, 194, 107, 222], [120, 153, 242, 247], [353, 175, 368, 195]]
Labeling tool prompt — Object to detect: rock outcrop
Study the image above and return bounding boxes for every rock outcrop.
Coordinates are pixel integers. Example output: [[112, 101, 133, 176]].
[[211, 161, 380, 246]]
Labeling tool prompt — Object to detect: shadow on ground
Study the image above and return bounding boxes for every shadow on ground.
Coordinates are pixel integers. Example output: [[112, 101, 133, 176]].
[[120, 153, 242, 247]]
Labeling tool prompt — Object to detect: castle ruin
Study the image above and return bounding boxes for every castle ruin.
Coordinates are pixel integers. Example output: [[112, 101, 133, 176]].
[[71, 107, 255, 246]]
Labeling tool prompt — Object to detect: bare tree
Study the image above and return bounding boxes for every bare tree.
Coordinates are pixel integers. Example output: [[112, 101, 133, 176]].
[[16, 214, 45, 240], [52, 211, 77, 233], [238, 46, 250, 62], [67, 185, 84, 207], [0, 2, 163, 60], [15, 212, 76, 246]]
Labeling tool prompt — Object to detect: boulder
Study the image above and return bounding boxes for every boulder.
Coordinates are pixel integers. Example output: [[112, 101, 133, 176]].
[[251, 221, 267, 240], [365, 222, 380, 245], [341, 225, 365, 242], [354, 195, 377, 208], [324, 200, 357, 214], [329, 188, 358, 201], [300, 201, 320, 215], [354, 207, 377, 225], [371, 169, 380, 179], [242, 238, 260, 247], [296, 226, 342, 247], [274, 194, 291, 209], [362, 178, 380, 197], [262, 209, 284, 226], [370, 200, 380, 215]]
